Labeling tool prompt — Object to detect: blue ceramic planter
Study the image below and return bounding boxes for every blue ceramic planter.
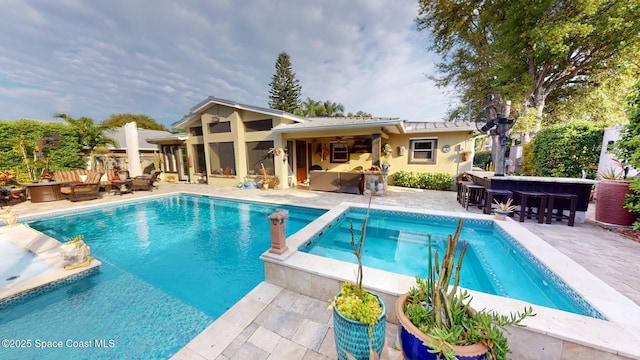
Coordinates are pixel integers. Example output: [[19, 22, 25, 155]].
[[395, 293, 488, 360], [333, 292, 386, 360]]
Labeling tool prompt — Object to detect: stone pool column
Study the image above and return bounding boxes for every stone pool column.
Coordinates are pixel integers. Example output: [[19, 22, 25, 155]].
[[268, 210, 288, 254]]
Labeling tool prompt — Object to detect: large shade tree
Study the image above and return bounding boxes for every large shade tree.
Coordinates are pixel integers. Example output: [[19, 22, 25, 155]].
[[268, 52, 302, 113], [543, 64, 637, 127], [103, 114, 169, 131], [417, 0, 640, 133]]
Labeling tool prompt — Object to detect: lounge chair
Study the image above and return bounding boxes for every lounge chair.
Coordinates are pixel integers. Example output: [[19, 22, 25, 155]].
[[131, 170, 161, 191], [60, 171, 103, 202]]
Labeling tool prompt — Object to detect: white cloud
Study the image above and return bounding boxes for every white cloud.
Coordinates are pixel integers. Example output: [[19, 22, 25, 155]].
[[0, 0, 453, 126]]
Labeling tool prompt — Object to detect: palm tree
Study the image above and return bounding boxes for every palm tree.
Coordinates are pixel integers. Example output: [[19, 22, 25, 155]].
[[54, 113, 118, 169], [296, 97, 323, 117], [323, 100, 345, 117]]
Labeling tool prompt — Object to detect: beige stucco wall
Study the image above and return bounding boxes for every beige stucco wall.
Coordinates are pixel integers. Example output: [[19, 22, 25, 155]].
[[383, 132, 475, 178], [300, 131, 474, 179], [184, 105, 293, 188]]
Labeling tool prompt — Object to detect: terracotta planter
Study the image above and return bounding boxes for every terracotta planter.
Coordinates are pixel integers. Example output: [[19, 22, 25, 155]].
[[395, 293, 488, 360], [595, 180, 636, 226], [461, 153, 470, 162]]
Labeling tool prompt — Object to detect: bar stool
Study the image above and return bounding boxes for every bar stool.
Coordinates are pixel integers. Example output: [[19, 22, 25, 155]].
[[512, 190, 547, 223], [457, 181, 472, 205], [483, 189, 513, 215], [463, 183, 485, 211], [545, 193, 578, 226]]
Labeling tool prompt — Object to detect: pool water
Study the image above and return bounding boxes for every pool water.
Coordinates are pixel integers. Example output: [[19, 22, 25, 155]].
[[0, 194, 325, 359], [300, 207, 600, 317]]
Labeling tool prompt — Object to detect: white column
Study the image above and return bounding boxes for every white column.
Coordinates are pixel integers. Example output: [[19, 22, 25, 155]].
[[124, 122, 143, 177]]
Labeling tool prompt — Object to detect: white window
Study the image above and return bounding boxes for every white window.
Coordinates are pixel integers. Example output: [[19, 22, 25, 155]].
[[409, 138, 437, 164], [331, 143, 349, 163]]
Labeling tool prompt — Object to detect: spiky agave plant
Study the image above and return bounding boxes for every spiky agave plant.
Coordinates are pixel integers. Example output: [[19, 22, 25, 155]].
[[404, 218, 534, 360]]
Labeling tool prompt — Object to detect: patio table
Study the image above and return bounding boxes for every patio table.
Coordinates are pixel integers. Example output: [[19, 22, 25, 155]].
[[24, 181, 66, 203], [112, 179, 133, 195]]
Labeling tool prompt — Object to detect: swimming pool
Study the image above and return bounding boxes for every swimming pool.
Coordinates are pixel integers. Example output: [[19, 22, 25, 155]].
[[299, 206, 604, 318], [0, 194, 325, 359]]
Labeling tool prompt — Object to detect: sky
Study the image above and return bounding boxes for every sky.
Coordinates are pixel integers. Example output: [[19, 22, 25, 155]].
[[0, 0, 456, 129]]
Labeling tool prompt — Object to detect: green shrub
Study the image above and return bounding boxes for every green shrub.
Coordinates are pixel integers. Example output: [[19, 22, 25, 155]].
[[0, 120, 85, 177], [520, 141, 537, 176], [473, 150, 492, 170], [612, 81, 640, 170], [613, 82, 640, 217], [392, 171, 454, 191], [529, 122, 603, 179]]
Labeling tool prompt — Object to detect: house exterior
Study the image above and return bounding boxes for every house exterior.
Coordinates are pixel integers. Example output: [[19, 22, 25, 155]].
[[170, 96, 477, 188]]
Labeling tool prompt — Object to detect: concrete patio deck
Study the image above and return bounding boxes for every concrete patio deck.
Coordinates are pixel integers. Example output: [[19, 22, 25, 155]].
[[3, 183, 640, 359]]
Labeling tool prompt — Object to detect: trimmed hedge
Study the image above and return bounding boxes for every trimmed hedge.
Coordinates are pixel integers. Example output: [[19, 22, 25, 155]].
[[0, 120, 86, 182], [525, 122, 603, 179], [392, 171, 454, 191]]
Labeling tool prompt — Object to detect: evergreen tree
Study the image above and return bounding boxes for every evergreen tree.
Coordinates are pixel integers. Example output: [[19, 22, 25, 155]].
[[268, 52, 302, 113]]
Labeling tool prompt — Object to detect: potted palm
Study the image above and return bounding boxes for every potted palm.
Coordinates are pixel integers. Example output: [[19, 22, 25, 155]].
[[329, 199, 386, 360], [395, 219, 534, 360]]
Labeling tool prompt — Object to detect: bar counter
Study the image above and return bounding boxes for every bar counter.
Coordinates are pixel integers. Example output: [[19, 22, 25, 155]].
[[467, 171, 597, 213]]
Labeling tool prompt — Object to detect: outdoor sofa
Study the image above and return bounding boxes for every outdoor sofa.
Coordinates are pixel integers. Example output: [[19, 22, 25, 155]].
[[58, 171, 103, 202], [53, 169, 117, 191], [309, 170, 362, 194]]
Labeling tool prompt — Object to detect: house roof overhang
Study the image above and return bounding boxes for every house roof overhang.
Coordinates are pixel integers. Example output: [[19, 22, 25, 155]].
[[403, 121, 478, 134], [271, 117, 406, 135], [172, 96, 308, 129], [145, 134, 189, 145]]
